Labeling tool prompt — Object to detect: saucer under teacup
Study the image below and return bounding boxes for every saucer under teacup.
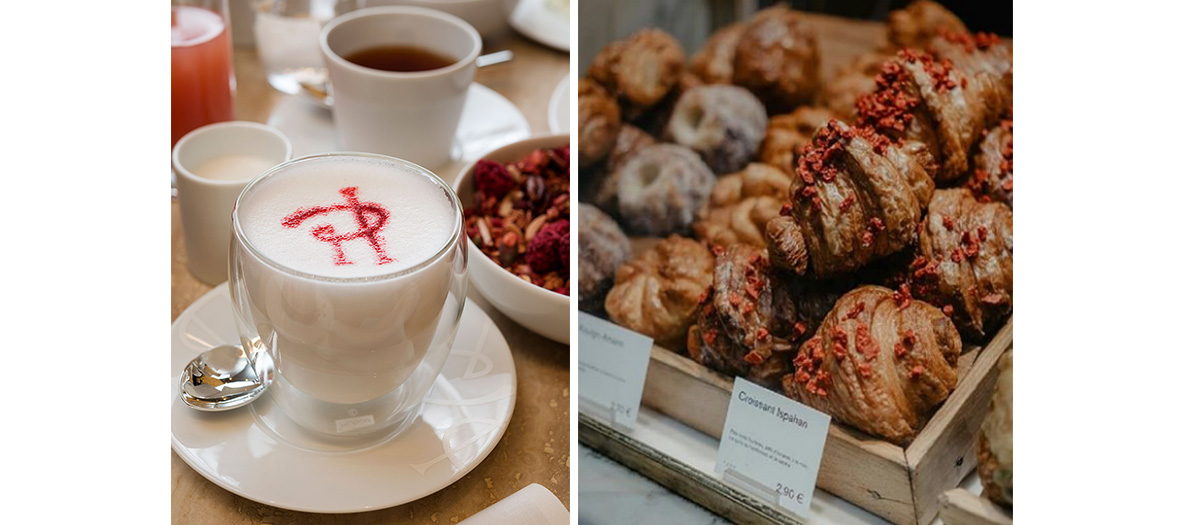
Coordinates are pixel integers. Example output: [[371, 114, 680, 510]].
[[171, 282, 517, 513], [266, 83, 530, 178]]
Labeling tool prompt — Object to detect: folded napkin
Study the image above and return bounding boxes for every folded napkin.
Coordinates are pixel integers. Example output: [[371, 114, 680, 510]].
[[460, 483, 569, 525]]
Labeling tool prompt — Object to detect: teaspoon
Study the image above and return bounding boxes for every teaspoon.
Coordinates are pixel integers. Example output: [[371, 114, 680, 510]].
[[179, 344, 270, 411]]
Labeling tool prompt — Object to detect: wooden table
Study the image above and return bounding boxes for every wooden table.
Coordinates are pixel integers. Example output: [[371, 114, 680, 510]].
[[171, 33, 571, 524]]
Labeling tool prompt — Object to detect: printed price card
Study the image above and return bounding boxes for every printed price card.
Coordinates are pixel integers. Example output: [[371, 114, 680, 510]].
[[577, 312, 653, 430], [716, 377, 831, 517]]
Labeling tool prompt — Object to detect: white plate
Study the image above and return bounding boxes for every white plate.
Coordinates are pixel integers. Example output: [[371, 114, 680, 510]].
[[266, 83, 532, 172], [170, 283, 518, 513], [548, 74, 570, 134], [510, 0, 570, 52]]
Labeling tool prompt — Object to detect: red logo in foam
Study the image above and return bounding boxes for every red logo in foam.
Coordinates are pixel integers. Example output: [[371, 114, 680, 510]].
[[281, 187, 394, 266]]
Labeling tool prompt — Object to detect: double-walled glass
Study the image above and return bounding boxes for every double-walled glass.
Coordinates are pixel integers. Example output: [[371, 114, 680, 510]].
[[228, 153, 467, 439]]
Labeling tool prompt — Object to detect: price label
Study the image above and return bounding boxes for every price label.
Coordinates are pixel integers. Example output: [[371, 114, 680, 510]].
[[577, 312, 652, 430], [716, 377, 831, 517]]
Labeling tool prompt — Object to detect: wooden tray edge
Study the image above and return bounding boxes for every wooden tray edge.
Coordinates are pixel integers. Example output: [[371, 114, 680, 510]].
[[579, 414, 803, 525], [938, 488, 1013, 525]]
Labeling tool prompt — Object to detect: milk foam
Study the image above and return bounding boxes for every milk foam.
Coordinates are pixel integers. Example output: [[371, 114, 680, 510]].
[[237, 156, 457, 278]]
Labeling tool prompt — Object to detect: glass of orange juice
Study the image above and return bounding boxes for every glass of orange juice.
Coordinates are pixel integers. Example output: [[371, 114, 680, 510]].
[[171, 0, 235, 147]]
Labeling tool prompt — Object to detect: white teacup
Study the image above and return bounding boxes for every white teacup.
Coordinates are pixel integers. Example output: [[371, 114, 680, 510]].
[[320, 6, 482, 169], [172, 121, 293, 285]]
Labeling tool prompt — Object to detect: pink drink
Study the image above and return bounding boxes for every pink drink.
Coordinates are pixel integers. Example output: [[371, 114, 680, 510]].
[[171, 6, 234, 146]]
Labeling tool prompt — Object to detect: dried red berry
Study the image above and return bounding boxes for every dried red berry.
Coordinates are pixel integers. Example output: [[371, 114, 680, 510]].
[[744, 350, 765, 365], [473, 159, 514, 199], [525, 219, 569, 273]]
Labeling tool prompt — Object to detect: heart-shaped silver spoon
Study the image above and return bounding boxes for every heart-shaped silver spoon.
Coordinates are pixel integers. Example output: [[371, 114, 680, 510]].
[[179, 344, 270, 411]]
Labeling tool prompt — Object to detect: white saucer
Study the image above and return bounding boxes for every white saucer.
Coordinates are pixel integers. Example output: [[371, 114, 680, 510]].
[[170, 283, 518, 513], [548, 74, 570, 134], [266, 83, 532, 167], [510, 0, 570, 52]]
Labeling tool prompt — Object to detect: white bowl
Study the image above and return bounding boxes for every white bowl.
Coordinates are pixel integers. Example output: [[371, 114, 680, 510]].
[[453, 134, 570, 344], [365, 0, 521, 40]]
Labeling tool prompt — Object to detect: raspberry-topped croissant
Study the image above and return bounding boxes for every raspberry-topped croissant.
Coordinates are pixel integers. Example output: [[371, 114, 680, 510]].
[[764, 120, 935, 278], [965, 118, 1013, 208], [929, 31, 1013, 111], [687, 244, 846, 390], [783, 285, 962, 445], [910, 189, 1013, 340], [686, 245, 794, 390], [856, 48, 1008, 182]]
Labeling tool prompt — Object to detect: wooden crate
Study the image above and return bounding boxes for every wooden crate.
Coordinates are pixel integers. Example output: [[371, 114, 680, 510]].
[[585, 244, 1011, 523], [580, 414, 806, 525], [631, 321, 1010, 524]]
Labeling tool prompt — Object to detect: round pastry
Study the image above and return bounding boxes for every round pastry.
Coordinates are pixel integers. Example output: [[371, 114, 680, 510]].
[[886, 0, 967, 50], [820, 52, 889, 122], [578, 203, 631, 313], [731, 5, 821, 114], [605, 235, 715, 350], [615, 144, 716, 236], [588, 28, 685, 109], [693, 163, 794, 248], [589, 124, 657, 217], [977, 349, 1013, 507], [759, 106, 835, 175], [689, 22, 746, 85], [578, 77, 621, 166], [666, 84, 768, 175]]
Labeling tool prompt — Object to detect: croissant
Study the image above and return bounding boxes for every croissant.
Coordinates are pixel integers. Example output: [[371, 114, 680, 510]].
[[693, 163, 794, 249], [588, 28, 685, 109], [965, 119, 1013, 207], [910, 189, 1013, 340], [686, 245, 794, 390], [782, 285, 962, 445], [731, 5, 821, 114], [886, 0, 967, 50], [764, 120, 935, 278], [929, 31, 1013, 111], [856, 48, 1008, 182], [605, 235, 715, 350]]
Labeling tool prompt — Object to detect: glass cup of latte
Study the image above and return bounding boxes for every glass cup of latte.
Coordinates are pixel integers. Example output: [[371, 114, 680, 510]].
[[228, 152, 467, 439]]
